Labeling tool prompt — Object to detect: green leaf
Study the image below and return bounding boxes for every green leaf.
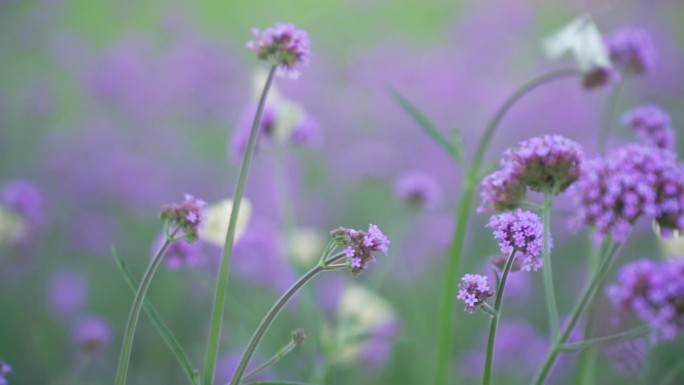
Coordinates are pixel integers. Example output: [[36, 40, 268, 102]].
[[388, 87, 463, 163], [112, 246, 199, 385]]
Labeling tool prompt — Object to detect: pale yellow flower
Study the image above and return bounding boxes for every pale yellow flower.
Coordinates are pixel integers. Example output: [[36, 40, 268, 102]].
[[198, 198, 252, 246]]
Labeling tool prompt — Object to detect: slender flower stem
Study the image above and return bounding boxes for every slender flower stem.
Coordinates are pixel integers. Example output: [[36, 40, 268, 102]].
[[558, 325, 650, 351], [532, 238, 627, 385], [598, 76, 627, 154], [238, 339, 298, 383], [541, 192, 560, 341], [114, 229, 178, 385], [202, 65, 278, 385], [434, 68, 581, 385], [482, 249, 517, 385], [229, 253, 345, 385]]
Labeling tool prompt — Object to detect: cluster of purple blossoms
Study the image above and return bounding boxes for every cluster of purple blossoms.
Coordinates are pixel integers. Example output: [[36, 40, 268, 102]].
[[331, 224, 390, 275], [571, 144, 682, 242], [623, 105, 676, 151], [486, 209, 549, 272], [457, 274, 495, 313], [605, 27, 657, 75], [607, 258, 684, 340], [246, 23, 311, 79], [479, 135, 584, 212], [393, 171, 443, 210], [160, 194, 207, 242], [71, 315, 112, 354], [0, 360, 10, 385]]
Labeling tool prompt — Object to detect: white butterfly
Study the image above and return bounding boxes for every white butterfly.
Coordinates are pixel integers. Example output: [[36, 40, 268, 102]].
[[543, 15, 611, 72]]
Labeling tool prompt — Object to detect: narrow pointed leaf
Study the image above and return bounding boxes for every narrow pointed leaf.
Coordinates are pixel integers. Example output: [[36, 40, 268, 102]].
[[388, 87, 462, 163], [112, 246, 198, 385]]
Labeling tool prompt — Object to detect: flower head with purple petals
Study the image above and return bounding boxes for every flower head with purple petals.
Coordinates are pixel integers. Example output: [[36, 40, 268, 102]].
[[457, 274, 495, 313], [623, 105, 675, 151], [478, 165, 527, 213], [606, 27, 657, 74], [0, 360, 10, 385], [71, 315, 112, 354], [394, 171, 443, 210], [487, 209, 549, 272], [331, 224, 390, 275], [160, 194, 207, 242], [246, 23, 311, 79], [607, 258, 684, 340]]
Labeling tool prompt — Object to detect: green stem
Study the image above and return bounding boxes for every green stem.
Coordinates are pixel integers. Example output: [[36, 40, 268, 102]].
[[482, 249, 517, 385], [238, 339, 297, 383], [558, 325, 650, 351], [658, 354, 684, 385], [542, 192, 560, 341], [202, 65, 278, 385], [433, 67, 580, 385], [229, 253, 345, 385], [598, 76, 627, 154], [532, 238, 626, 385], [114, 230, 177, 385]]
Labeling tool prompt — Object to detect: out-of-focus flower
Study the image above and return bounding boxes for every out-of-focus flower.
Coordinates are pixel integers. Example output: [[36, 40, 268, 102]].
[[457, 274, 495, 313], [607, 258, 684, 340], [198, 198, 252, 247], [602, 338, 650, 377], [71, 315, 112, 354], [653, 164, 684, 238], [0, 360, 11, 385], [215, 352, 272, 385], [543, 16, 617, 89], [0, 180, 45, 246], [623, 105, 675, 151], [606, 27, 657, 75], [330, 224, 390, 275], [487, 209, 549, 272], [478, 166, 526, 213], [393, 171, 443, 210], [47, 269, 88, 317], [246, 23, 311, 79], [0, 207, 26, 247], [571, 144, 679, 242], [151, 233, 204, 270], [288, 227, 325, 266], [160, 194, 207, 242]]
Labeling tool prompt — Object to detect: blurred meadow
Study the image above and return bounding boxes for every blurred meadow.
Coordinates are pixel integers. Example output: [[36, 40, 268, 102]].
[[1, 0, 684, 384]]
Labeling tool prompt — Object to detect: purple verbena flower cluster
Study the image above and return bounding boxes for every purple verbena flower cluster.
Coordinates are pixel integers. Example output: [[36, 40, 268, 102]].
[[246, 23, 311, 79], [479, 135, 584, 212], [607, 258, 684, 340], [160, 194, 207, 242], [457, 274, 495, 313], [571, 144, 682, 242], [71, 315, 112, 354], [605, 27, 657, 75], [487, 209, 549, 272], [394, 171, 443, 210], [331, 224, 390, 275], [623, 105, 675, 151], [0, 360, 10, 385]]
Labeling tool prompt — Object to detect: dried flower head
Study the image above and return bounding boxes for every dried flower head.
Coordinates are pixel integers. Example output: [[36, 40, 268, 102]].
[[623, 105, 675, 151], [71, 315, 112, 354], [292, 328, 307, 345], [457, 274, 495, 313], [160, 194, 207, 242], [394, 171, 443, 210], [331, 224, 390, 275], [487, 209, 549, 272], [246, 23, 311, 79], [606, 27, 657, 75]]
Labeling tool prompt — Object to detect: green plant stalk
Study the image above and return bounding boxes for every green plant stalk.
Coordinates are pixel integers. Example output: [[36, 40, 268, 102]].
[[532, 239, 626, 385], [239, 339, 297, 384], [114, 231, 177, 385], [542, 192, 560, 341], [202, 64, 278, 385], [433, 67, 581, 385], [482, 249, 517, 385], [229, 253, 346, 385], [598, 76, 627, 154], [559, 325, 650, 351]]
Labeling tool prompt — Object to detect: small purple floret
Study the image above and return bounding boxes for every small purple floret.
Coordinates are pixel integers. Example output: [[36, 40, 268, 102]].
[[394, 171, 443, 210], [246, 23, 311, 79], [331, 224, 390, 275], [160, 194, 207, 242], [623, 105, 675, 151], [487, 209, 549, 272], [71, 315, 112, 354], [606, 27, 657, 74], [457, 274, 495, 313]]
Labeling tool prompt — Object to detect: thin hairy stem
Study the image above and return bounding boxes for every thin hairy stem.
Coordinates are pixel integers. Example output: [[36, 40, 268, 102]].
[[114, 229, 178, 385], [238, 339, 298, 383], [482, 249, 517, 385], [434, 67, 581, 385], [229, 253, 345, 385], [202, 65, 278, 385], [542, 192, 560, 341]]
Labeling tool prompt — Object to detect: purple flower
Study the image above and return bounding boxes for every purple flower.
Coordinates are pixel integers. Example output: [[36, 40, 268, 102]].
[[331, 224, 390, 275], [654, 164, 684, 238], [478, 165, 526, 213], [71, 315, 112, 354], [602, 338, 649, 377], [289, 115, 322, 148], [457, 274, 495, 313], [246, 23, 311, 79], [606, 27, 657, 74], [607, 258, 684, 340], [152, 232, 204, 270], [228, 103, 278, 161], [393, 171, 443, 209], [47, 269, 88, 317], [623, 105, 675, 151], [0, 179, 45, 226], [160, 194, 207, 241], [487, 209, 549, 272], [571, 144, 678, 242], [0, 360, 11, 385]]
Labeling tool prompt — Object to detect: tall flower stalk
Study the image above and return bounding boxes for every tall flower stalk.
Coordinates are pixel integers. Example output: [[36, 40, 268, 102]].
[[541, 192, 560, 340]]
